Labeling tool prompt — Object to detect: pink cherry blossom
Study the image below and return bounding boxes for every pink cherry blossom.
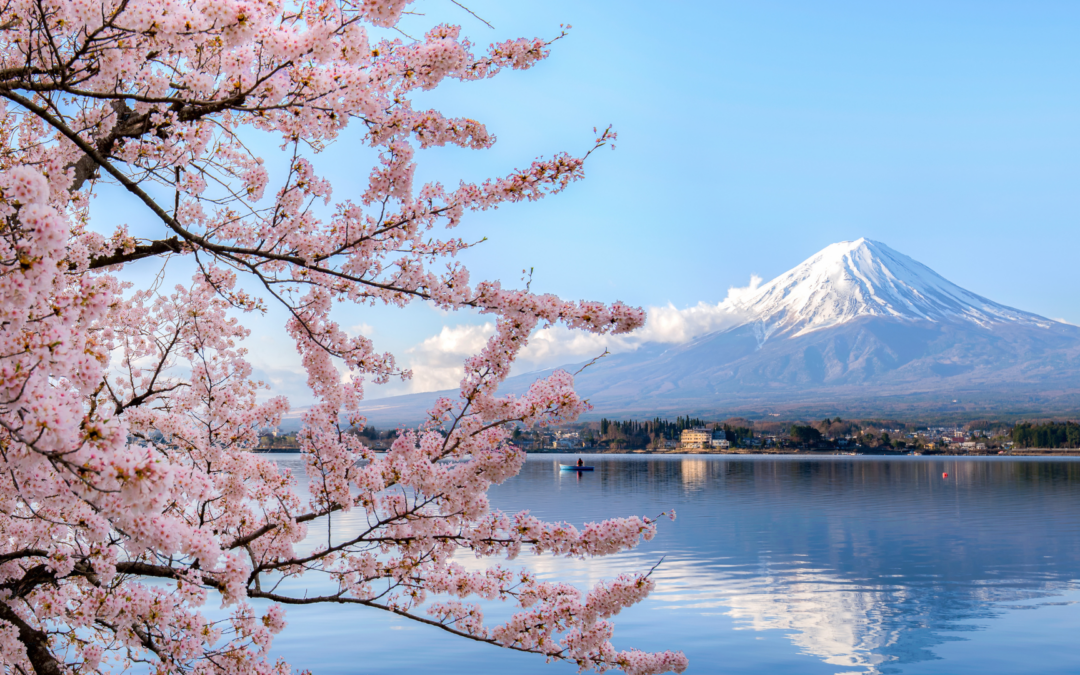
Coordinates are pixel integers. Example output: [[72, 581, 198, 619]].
[[0, 2, 684, 674]]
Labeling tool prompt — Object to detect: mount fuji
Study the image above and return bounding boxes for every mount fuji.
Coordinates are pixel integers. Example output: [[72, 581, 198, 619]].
[[718, 238, 1054, 341], [358, 239, 1080, 422]]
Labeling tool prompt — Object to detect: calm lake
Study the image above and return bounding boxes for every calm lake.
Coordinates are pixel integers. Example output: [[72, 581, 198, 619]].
[[266, 455, 1080, 674]]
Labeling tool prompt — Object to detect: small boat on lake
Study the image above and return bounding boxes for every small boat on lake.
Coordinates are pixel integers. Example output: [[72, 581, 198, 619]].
[[559, 464, 594, 471]]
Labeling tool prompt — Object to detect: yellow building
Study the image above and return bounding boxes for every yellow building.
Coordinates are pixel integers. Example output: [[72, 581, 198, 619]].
[[680, 427, 712, 450]]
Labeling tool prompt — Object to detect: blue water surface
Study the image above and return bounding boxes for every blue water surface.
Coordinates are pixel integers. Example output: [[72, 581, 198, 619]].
[[267, 455, 1080, 675]]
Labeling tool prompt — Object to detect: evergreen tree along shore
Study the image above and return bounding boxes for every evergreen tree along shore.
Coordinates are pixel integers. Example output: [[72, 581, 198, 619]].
[[1010, 422, 1080, 449], [511, 417, 1080, 453]]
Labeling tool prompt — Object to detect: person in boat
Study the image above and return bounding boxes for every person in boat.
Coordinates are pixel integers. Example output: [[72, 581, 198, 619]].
[[577, 457, 584, 467]]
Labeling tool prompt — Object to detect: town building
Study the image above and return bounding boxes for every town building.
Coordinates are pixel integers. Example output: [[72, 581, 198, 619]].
[[680, 427, 712, 449]]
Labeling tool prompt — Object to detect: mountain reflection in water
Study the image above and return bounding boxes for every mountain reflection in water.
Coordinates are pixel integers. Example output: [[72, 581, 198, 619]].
[[269, 456, 1080, 675]]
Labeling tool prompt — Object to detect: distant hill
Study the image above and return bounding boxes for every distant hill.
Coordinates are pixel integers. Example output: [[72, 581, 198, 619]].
[[355, 239, 1080, 425]]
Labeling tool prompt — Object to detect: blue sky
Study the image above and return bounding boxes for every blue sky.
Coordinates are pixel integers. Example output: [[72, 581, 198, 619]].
[[100, 1, 1080, 401], [407, 0, 1079, 312]]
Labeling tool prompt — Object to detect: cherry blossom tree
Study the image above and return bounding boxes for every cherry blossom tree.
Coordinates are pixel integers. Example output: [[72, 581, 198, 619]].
[[0, 1, 687, 673]]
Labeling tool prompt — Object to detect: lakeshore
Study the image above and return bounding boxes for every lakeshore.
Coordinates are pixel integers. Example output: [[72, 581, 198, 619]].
[[258, 418, 1080, 456], [252, 446, 1080, 457], [526, 447, 1080, 457]]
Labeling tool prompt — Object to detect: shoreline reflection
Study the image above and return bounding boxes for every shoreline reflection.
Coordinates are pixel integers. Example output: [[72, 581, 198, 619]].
[[269, 455, 1080, 674], [491, 456, 1080, 674]]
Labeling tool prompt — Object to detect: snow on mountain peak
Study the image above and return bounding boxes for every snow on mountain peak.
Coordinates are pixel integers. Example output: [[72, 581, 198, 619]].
[[721, 238, 1051, 339]]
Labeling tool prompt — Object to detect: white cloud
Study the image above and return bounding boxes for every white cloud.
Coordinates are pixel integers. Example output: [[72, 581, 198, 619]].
[[724, 274, 764, 305], [348, 322, 375, 337], [515, 275, 761, 372], [250, 364, 313, 404], [404, 322, 496, 392], [386, 276, 764, 395]]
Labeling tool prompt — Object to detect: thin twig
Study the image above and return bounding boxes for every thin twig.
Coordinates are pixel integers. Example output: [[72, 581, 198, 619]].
[[451, 1, 494, 29], [573, 349, 609, 376]]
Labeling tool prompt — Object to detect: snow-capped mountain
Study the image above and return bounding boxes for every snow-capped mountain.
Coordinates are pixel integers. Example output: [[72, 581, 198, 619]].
[[357, 240, 1080, 423], [722, 238, 1054, 342]]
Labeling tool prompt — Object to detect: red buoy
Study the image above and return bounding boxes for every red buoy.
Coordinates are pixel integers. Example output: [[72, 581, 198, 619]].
[[943, 472, 948, 478]]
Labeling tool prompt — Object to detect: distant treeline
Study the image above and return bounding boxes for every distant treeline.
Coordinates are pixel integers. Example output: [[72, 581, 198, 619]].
[[544, 416, 1080, 451], [599, 416, 705, 438], [1010, 421, 1080, 448], [592, 417, 761, 449], [790, 424, 822, 443], [596, 416, 707, 448]]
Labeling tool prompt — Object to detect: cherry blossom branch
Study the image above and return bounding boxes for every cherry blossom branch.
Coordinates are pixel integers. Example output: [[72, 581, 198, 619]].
[[0, 4, 678, 673]]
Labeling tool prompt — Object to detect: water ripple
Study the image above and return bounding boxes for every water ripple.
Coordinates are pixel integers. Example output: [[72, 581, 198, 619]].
[[266, 455, 1080, 675]]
